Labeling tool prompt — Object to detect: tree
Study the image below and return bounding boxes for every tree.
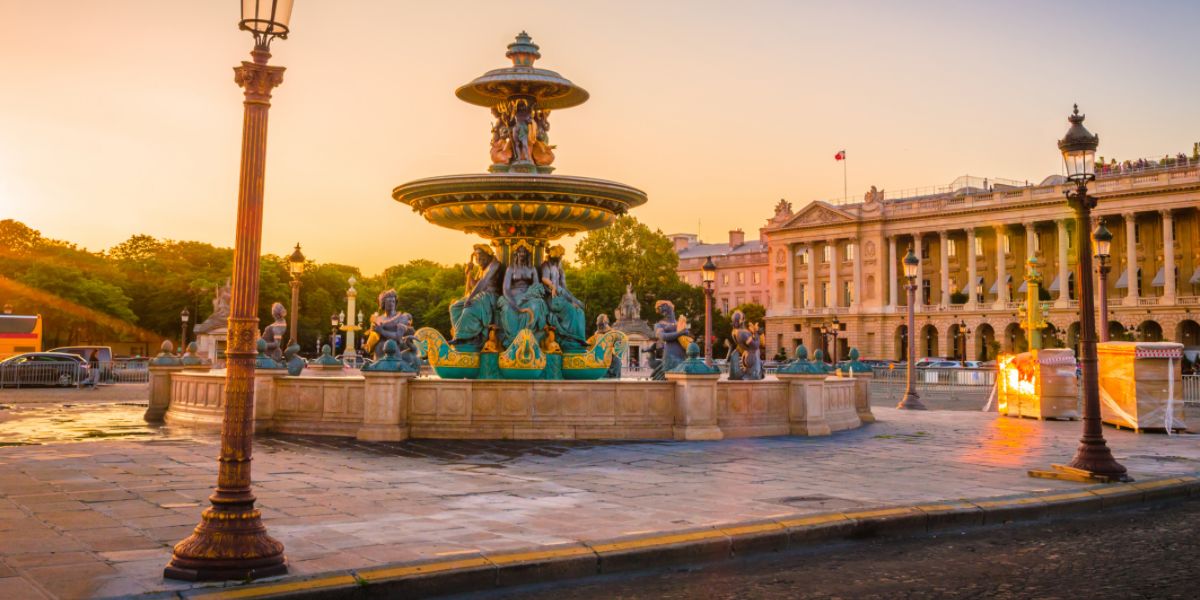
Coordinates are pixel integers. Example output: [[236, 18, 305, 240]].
[[575, 216, 679, 294]]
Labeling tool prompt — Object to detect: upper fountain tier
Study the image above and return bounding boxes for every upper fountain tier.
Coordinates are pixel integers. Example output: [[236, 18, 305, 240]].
[[392, 32, 646, 246], [455, 31, 590, 111]]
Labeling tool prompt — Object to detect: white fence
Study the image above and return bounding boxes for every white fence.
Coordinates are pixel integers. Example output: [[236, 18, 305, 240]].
[[1185, 374, 1199, 405]]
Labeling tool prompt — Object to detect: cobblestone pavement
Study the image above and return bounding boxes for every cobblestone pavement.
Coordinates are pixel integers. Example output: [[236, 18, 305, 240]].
[[0, 383, 149, 405], [0, 404, 1197, 598], [471, 497, 1200, 600]]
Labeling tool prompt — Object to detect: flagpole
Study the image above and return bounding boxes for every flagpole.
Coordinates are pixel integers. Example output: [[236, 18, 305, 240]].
[[842, 155, 847, 205]]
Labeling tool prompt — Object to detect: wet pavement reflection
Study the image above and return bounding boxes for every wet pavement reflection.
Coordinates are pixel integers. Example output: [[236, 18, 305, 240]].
[[0, 402, 170, 445]]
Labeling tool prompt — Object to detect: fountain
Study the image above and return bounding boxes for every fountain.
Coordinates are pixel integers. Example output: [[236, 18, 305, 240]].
[[154, 33, 872, 441], [393, 31, 641, 380]]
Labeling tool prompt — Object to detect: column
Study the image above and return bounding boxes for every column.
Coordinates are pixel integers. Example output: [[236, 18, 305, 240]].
[[888, 235, 899, 310], [851, 236, 863, 310], [806, 243, 817, 310], [1055, 219, 1070, 307], [783, 243, 795, 311], [939, 230, 950, 306], [966, 228, 978, 309], [1161, 209, 1176, 302], [994, 225, 1008, 308], [1024, 222, 1036, 260], [829, 240, 839, 309], [1123, 212, 1137, 306]]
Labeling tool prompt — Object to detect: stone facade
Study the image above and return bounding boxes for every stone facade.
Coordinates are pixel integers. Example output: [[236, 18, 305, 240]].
[[672, 229, 770, 314], [762, 163, 1200, 361]]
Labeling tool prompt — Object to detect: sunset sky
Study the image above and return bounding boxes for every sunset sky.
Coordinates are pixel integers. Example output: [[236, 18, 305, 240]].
[[2, 0, 1198, 274]]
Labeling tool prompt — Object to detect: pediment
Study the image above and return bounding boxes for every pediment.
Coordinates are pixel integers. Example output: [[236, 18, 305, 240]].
[[779, 201, 857, 228]]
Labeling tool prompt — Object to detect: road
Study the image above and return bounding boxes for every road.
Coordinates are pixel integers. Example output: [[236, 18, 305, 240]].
[[464, 498, 1200, 600]]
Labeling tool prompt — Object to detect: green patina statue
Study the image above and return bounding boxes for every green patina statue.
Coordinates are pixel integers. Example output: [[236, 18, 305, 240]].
[[150, 340, 181, 366], [448, 245, 502, 349], [255, 338, 285, 369], [284, 343, 306, 376], [363, 339, 420, 373], [312, 344, 341, 367], [837, 347, 872, 374], [652, 300, 692, 380], [181, 342, 208, 367]]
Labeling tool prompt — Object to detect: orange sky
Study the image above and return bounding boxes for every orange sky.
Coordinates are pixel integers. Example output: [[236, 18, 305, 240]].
[[2, 1, 1198, 274]]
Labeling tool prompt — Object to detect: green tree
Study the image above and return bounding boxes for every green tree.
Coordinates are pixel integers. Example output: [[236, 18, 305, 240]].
[[575, 216, 679, 294]]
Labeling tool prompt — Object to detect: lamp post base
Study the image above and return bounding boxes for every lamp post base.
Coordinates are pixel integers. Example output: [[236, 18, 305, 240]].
[[164, 495, 287, 582], [896, 391, 926, 410], [1066, 436, 1130, 481]]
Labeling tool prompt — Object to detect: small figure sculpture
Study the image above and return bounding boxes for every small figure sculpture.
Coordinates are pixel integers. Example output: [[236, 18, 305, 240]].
[[510, 100, 533, 164], [363, 339, 420, 373], [284, 343, 306, 376], [498, 244, 548, 346], [651, 300, 692, 380], [811, 348, 834, 373], [540, 245, 586, 351], [531, 109, 555, 166], [181, 342, 208, 367], [839, 347, 872, 374], [777, 342, 820, 374], [478, 325, 502, 379], [589, 313, 621, 379], [727, 310, 764, 380], [371, 290, 415, 360], [260, 302, 288, 362], [489, 106, 513, 165], [615, 283, 641, 322], [449, 245, 503, 348], [541, 326, 564, 380], [313, 344, 341, 367]]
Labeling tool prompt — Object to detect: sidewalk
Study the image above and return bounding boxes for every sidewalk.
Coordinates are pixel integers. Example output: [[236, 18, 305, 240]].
[[0, 405, 1197, 599]]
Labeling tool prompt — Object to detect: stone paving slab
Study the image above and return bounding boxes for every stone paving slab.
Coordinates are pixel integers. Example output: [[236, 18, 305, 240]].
[[0, 406, 1198, 598]]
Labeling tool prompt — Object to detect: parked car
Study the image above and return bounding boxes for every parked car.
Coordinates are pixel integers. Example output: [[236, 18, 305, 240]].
[[49, 346, 112, 382], [0, 352, 89, 387]]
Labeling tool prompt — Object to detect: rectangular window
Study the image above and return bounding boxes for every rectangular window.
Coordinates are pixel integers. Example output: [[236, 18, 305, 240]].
[[721, 299, 730, 313], [1003, 235, 1011, 254], [799, 284, 806, 307], [798, 250, 808, 265], [1134, 224, 1140, 244], [752, 271, 761, 284], [947, 240, 957, 257], [846, 243, 856, 261], [722, 274, 729, 286], [737, 272, 745, 285], [822, 245, 831, 263], [842, 281, 852, 306], [974, 237, 983, 257], [1033, 232, 1041, 253], [922, 279, 932, 305], [921, 243, 929, 260], [821, 282, 830, 307]]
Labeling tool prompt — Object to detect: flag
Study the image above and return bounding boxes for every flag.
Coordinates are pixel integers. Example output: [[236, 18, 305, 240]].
[[834, 150, 846, 161]]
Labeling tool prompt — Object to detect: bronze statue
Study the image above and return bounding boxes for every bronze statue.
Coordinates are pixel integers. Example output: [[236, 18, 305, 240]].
[[651, 300, 692, 380], [489, 106, 513, 165], [498, 243, 548, 346], [531, 109, 555, 166], [727, 310, 764, 380], [260, 302, 288, 362], [449, 244, 503, 348], [540, 245, 586, 351], [615, 283, 641, 322], [371, 290, 415, 361], [589, 313, 621, 378], [510, 100, 533, 163]]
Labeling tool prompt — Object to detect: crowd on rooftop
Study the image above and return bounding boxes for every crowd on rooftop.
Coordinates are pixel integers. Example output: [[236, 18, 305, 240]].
[[1096, 143, 1200, 176]]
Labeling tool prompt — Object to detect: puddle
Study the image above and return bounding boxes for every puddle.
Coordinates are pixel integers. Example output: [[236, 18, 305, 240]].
[[0, 402, 172, 445]]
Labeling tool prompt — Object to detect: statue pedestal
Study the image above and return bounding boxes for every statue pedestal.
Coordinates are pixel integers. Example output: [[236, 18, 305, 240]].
[[357, 372, 413, 442], [777, 374, 831, 436], [145, 364, 186, 422], [666, 371, 723, 441], [253, 371, 284, 432]]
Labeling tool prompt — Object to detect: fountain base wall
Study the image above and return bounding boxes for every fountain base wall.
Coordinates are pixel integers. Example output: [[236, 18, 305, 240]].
[[153, 367, 871, 441]]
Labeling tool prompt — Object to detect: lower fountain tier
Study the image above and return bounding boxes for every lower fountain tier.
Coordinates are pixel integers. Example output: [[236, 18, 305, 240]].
[[392, 173, 647, 241]]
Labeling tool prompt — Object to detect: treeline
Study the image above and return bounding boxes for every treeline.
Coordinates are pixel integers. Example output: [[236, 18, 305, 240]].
[[0, 217, 759, 355]]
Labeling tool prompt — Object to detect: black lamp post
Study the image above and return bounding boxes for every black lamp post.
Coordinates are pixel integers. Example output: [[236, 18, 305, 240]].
[[702, 256, 717, 366], [1058, 105, 1127, 480], [898, 246, 925, 409], [287, 243, 305, 347], [1092, 222, 1113, 342], [831, 315, 841, 365], [165, 0, 292, 582], [179, 308, 190, 355]]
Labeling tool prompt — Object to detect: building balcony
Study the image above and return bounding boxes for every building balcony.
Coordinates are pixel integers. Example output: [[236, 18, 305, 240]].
[[1137, 297, 1160, 307]]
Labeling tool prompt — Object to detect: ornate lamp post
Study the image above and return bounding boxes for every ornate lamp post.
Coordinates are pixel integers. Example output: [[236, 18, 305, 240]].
[[180, 308, 190, 354], [898, 246, 925, 409], [341, 278, 361, 363], [831, 315, 841, 365], [1058, 105, 1127, 480], [287, 243, 305, 346], [1092, 222, 1113, 342], [165, 0, 292, 581], [702, 256, 717, 366]]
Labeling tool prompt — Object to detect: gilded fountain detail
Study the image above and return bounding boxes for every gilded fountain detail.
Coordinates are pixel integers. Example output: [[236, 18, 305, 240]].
[[393, 32, 644, 380]]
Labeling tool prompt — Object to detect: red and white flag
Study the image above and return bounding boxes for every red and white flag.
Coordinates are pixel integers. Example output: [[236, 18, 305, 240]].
[[834, 150, 846, 161]]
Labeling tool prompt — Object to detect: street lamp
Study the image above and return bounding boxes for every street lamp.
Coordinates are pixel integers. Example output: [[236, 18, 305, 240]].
[[1058, 105, 1127, 480], [831, 315, 841, 365], [165, 0, 292, 582], [179, 308, 190, 355], [1092, 222, 1113, 342], [898, 245, 925, 409], [287, 243, 305, 346], [702, 256, 717, 366]]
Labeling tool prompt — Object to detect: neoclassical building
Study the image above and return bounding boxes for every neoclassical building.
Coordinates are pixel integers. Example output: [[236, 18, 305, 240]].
[[762, 162, 1200, 361], [672, 230, 770, 314]]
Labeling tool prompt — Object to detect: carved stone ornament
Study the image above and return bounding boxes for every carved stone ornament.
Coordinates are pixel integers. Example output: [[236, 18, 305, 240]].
[[865, 241, 876, 258]]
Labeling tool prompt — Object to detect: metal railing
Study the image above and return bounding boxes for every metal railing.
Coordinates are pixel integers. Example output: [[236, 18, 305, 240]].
[[0, 362, 88, 388], [1185, 374, 1200, 406]]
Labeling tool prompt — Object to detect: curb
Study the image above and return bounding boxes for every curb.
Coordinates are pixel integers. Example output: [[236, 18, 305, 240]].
[[165, 474, 1200, 600]]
